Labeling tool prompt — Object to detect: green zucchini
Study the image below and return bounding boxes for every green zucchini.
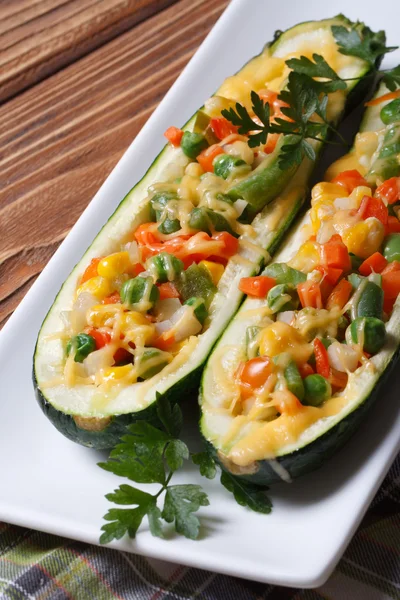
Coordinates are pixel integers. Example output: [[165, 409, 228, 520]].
[[33, 17, 372, 449], [199, 78, 400, 485]]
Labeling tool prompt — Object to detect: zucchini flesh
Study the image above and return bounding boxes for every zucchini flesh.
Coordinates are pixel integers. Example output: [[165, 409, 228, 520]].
[[200, 79, 400, 484], [34, 16, 371, 449]]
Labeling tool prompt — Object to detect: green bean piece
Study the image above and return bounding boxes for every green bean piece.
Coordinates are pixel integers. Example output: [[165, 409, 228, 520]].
[[150, 191, 181, 235], [175, 264, 216, 308], [66, 333, 96, 363], [264, 263, 306, 286], [383, 234, 400, 263], [380, 98, 400, 125], [246, 326, 262, 360], [120, 276, 159, 309], [146, 252, 184, 283], [180, 131, 209, 159], [184, 297, 208, 325], [213, 154, 250, 180], [348, 317, 386, 354], [267, 283, 299, 313], [284, 359, 305, 402], [136, 348, 170, 380], [352, 280, 383, 320], [303, 374, 332, 407], [189, 207, 238, 237]]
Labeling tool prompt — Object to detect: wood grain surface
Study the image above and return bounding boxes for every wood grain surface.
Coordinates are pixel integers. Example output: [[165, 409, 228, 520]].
[[0, 0, 179, 103], [0, 0, 229, 328]]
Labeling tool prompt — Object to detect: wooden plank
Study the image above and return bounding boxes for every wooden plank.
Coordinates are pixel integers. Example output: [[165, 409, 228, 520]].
[[0, 0, 229, 327], [0, 0, 179, 102]]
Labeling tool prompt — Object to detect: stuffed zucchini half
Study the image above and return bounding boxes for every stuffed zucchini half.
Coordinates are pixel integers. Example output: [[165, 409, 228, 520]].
[[200, 79, 400, 485], [34, 16, 372, 449]]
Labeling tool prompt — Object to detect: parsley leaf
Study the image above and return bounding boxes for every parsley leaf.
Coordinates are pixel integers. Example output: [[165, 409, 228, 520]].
[[285, 54, 347, 93], [192, 451, 217, 479], [332, 25, 397, 68], [156, 392, 183, 438], [382, 66, 400, 92], [221, 93, 270, 148], [220, 471, 272, 514], [162, 485, 209, 539], [100, 506, 148, 544], [165, 439, 189, 472]]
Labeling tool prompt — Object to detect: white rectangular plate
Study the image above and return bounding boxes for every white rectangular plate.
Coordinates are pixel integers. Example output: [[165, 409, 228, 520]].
[[1, 0, 400, 588]]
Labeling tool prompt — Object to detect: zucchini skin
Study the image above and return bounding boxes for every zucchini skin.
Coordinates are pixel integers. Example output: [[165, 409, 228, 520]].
[[209, 343, 400, 486]]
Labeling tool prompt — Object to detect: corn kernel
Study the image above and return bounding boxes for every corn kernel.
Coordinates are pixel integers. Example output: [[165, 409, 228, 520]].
[[199, 260, 224, 285], [259, 322, 312, 365], [102, 364, 134, 382], [342, 217, 385, 259], [120, 312, 156, 346], [76, 276, 113, 300], [349, 185, 372, 209], [311, 182, 346, 206], [288, 240, 320, 273], [87, 305, 121, 328], [97, 252, 131, 279]]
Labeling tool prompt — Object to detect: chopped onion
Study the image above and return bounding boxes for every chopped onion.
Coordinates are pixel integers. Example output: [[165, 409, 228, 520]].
[[154, 319, 173, 336], [83, 345, 115, 377], [170, 305, 202, 341], [328, 341, 358, 373], [70, 292, 98, 332], [233, 199, 248, 217], [334, 197, 353, 210], [126, 241, 139, 264], [276, 311, 295, 325], [155, 298, 182, 322], [317, 221, 337, 244]]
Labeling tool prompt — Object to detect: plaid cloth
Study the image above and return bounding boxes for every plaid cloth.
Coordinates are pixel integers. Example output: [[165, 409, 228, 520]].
[[0, 456, 399, 600]]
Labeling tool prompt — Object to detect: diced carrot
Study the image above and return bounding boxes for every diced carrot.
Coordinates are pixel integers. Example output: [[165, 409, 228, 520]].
[[382, 270, 400, 299], [299, 363, 314, 378], [113, 348, 132, 365], [131, 263, 146, 276], [84, 327, 111, 349], [80, 258, 101, 284], [153, 332, 176, 351], [273, 389, 303, 415], [213, 231, 239, 257], [258, 90, 278, 105], [102, 292, 121, 304], [158, 282, 180, 300], [314, 338, 330, 379], [297, 280, 323, 309], [359, 252, 388, 276], [164, 126, 184, 146], [365, 90, 400, 106], [264, 133, 280, 154], [331, 170, 369, 194], [326, 278, 352, 310], [239, 276, 276, 298], [316, 266, 343, 286], [320, 234, 351, 271], [329, 368, 348, 391], [383, 297, 396, 314], [197, 144, 224, 172], [382, 260, 400, 275], [135, 223, 160, 246], [210, 117, 238, 140], [386, 215, 400, 234], [358, 195, 388, 227], [375, 177, 400, 204]]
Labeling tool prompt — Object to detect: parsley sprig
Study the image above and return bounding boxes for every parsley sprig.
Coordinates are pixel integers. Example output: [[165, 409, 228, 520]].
[[221, 23, 399, 170], [99, 394, 272, 544]]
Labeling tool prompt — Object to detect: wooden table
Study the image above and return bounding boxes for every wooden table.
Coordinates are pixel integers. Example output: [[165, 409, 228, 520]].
[[0, 0, 229, 328]]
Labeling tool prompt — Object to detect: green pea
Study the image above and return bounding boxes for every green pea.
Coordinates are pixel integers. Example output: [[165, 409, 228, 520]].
[[383, 233, 400, 263], [246, 326, 262, 359], [150, 191, 181, 235], [184, 297, 208, 325], [284, 359, 305, 402], [350, 253, 363, 271], [303, 374, 332, 407], [264, 262, 306, 286], [380, 99, 400, 125], [175, 264, 216, 308], [348, 317, 386, 355], [146, 252, 184, 283], [213, 154, 250, 180], [120, 276, 159, 309], [352, 280, 383, 320], [180, 131, 208, 159], [66, 333, 96, 363], [136, 348, 170, 380], [267, 283, 299, 313]]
